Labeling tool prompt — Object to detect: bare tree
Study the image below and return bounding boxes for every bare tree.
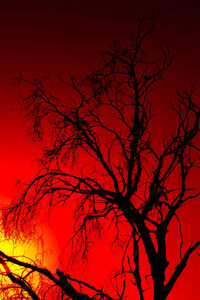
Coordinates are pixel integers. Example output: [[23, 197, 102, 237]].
[[0, 18, 199, 299]]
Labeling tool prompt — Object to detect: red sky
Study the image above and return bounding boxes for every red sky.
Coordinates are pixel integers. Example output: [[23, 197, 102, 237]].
[[0, 1, 199, 299]]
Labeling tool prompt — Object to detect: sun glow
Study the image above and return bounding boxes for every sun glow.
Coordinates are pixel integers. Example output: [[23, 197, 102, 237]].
[[0, 193, 59, 298]]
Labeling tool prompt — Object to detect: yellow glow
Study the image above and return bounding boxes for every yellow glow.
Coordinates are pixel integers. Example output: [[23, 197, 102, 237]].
[[0, 219, 58, 299]]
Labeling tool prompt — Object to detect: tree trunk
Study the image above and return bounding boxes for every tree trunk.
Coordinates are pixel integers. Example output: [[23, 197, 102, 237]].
[[152, 265, 166, 300]]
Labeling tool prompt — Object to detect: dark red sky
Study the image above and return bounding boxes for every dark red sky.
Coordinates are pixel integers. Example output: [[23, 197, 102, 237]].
[[0, 1, 199, 299], [0, 0, 200, 194]]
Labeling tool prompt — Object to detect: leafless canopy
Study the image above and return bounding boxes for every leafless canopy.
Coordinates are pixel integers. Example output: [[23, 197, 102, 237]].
[[0, 18, 200, 300]]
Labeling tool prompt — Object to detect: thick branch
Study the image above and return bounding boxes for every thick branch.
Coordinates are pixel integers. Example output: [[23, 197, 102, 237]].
[[164, 241, 200, 298]]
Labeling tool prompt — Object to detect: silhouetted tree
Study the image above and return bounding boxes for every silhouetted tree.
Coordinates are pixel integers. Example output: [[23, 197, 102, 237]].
[[0, 18, 199, 300]]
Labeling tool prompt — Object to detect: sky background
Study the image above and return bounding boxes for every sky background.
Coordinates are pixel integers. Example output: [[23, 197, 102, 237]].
[[0, 0, 199, 299]]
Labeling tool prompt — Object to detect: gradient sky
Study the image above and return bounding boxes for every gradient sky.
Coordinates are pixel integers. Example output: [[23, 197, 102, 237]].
[[0, 1, 199, 299]]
